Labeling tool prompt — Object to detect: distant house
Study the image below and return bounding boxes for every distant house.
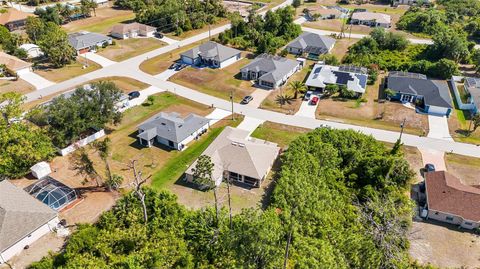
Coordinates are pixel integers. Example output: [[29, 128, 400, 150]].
[[463, 77, 480, 115], [19, 43, 43, 58], [350, 11, 391, 28], [0, 51, 32, 75], [185, 127, 280, 188], [68, 32, 112, 54], [305, 63, 368, 96], [137, 112, 210, 150], [180, 41, 242, 69], [240, 54, 301, 89], [424, 171, 480, 229], [286, 32, 336, 59], [304, 6, 347, 21], [110, 22, 156, 39], [0, 180, 59, 264], [392, 0, 431, 6], [386, 71, 453, 116], [0, 8, 31, 31]]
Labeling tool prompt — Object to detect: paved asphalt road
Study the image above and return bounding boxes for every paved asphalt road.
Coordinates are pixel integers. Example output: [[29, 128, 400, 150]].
[[22, 0, 480, 158]]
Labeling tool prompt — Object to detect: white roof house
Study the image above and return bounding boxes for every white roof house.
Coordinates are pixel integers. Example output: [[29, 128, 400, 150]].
[[305, 63, 368, 94], [19, 43, 43, 58], [30, 162, 51, 179], [351, 11, 391, 28]]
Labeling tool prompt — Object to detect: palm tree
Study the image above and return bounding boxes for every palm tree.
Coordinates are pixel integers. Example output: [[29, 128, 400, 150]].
[[275, 93, 293, 108], [289, 81, 306, 99]]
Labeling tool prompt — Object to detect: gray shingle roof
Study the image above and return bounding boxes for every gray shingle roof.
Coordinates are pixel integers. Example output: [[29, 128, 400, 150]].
[[180, 41, 241, 62], [137, 112, 209, 143], [287, 32, 336, 53], [240, 54, 299, 83], [68, 32, 112, 50], [0, 180, 57, 252], [465, 77, 480, 110], [387, 74, 453, 108]]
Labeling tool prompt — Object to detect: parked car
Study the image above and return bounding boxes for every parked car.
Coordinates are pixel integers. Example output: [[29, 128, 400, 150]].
[[168, 63, 178, 70], [424, 163, 435, 172], [241, 95, 253, 104], [128, 91, 140, 100], [310, 96, 319, 105], [317, 124, 330, 129], [304, 91, 313, 101], [154, 32, 164, 38], [175, 63, 188, 71]]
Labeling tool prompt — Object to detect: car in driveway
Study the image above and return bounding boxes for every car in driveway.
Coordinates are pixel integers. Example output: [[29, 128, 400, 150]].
[[240, 95, 253, 104], [310, 96, 319, 105], [128, 91, 140, 100], [304, 91, 313, 101], [169, 63, 178, 70], [424, 163, 435, 172], [175, 63, 188, 71]]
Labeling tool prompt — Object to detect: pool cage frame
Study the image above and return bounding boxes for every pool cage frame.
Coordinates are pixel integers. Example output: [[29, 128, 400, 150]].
[[24, 176, 78, 211]]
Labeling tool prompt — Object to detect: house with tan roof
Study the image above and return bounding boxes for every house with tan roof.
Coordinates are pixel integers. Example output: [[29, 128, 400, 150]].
[[0, 180, 59, 264], [424, 171, 480, 229], [304, 6, 347, 21], [0, 8, 32, 31], [350, 11, 391, 28], [110, 22, 156, 39], [185, 127, 280, 188], [0, 52, 32, 75]]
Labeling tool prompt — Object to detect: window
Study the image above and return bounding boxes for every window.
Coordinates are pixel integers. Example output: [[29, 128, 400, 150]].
[[261, 81, 274, 88], [464, 222, 473, 226], [229, 172, 242, 182], [446, 216, 454, 221]]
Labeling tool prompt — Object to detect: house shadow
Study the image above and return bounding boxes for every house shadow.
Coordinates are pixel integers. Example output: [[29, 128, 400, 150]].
[[413, 217, 480, 236], [260, 157, 283, 210]]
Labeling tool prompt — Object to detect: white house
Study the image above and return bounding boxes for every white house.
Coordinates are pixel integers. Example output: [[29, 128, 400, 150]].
[[180, 41, 242, 69], [286, 32, 336, 59], [305, 64, 368, 96], [0, 180, 59, 264], [110, 22, 156, 39], [350, 11, 391, 28], [137, 112, 210, 151], [19, 43, 43, 58]]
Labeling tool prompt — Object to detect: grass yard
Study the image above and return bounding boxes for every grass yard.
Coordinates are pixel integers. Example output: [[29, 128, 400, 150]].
[[98, 38, 167, 62], [445, 153, 480, 186], [33, 59, 101, 83], [330, 38, 360, 61], [169, 55, 256, 102], [62, 6, 135, 34], [0, 79, 35, 95], [251, 121, 309, 148], [87, 76, 150, 93], [447, 84, 480, 145], [139, 39, 210, 75], [166, 19, 229, 40]]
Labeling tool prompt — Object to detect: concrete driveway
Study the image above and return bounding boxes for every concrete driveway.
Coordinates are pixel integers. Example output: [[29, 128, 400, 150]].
[[237, 117, 265, 135], [247, 89, 270, 108], [295, 95, 319, 118], [419, 148, 447, 171], [119, 86, 165, 111], [427, 115, 453, 141], [84, 52, 116, 67], [19, 71, 54, 90], [158, 36, 179, 45], [206, 108, 231, 126], [154, 69, 179, 81]]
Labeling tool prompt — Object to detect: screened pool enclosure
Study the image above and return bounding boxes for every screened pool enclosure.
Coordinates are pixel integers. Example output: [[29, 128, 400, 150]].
[[25, 177, 77, 211]]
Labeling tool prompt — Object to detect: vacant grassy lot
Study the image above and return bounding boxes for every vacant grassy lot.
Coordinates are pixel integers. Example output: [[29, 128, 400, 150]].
[[62, 6, 135, 34], [445, 153, 480, 186], [34, 59, 101, 83], [251, 121, 309, 147], [331, 38, 360, 61], [0, 79, 35, 95], [87, 76, 150, 92], [170, 55, 256, 102], [98, 38, 166, 61], [139, 39, 209, 75]]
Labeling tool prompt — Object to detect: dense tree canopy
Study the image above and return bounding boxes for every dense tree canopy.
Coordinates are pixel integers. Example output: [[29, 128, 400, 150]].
[[29, 128, 417, 268], [218, 6, 301, 54]]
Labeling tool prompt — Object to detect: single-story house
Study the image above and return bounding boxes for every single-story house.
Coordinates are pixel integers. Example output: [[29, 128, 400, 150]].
[[68, 32, 112, 54], [0, 180, 59, 264], [19, 43, 43, 58], [286, 32, 336, 59], [110, 22, 156, 39], [392, 0, 431, 6], [185, 127, 280, 188], [0, 8, 31, 31], [350, 11, 391, 28], [305, 63, 368, 95], [304, 6, 346, 21], [386, 71, 453, 116], [0, 51, 32, 75], [464, 77, 480, 114], [424, 171, 480, 229], [180, 41, 242, 69], [137, 112, 210, 150], [240, 54, 301, 89]]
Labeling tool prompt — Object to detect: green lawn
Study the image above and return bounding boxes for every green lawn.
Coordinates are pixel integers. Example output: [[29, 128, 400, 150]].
[[251, 121, 309, 148]]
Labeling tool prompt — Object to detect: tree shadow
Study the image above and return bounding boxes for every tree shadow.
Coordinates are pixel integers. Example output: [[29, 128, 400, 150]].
[[260, 157, 282, 210]]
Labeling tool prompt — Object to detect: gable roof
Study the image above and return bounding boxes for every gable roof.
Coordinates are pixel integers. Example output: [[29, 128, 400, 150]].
[[240, 54, 299, 83], [305, 63, 368, 93], [68, 32, 111, 50], [465, 77, 480, 109], [186, 127, 280, 181], [137, 112, 209, 143], [180, 41, 241, 62], [110, 22, 156, 35], [0, 180, 57, 252], [351, 11, 391, 24], [287, 32, 336, 54], [306, 6, 343, 16], [0, 51, 32, 71], [426, 171, 480, 222], [0, 8, 31, 25], [387, 73, 452, 108]]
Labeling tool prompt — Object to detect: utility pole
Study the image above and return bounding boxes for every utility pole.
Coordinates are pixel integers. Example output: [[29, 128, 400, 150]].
[[230, 90, 234, 121], [399, 118, 406, 141]]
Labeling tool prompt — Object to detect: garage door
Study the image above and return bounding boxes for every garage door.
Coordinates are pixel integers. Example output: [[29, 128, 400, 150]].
[[427, 105, 449, 116]]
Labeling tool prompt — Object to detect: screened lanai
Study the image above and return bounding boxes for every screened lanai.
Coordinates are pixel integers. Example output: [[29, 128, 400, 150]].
[[24, 176, 78, 211]]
